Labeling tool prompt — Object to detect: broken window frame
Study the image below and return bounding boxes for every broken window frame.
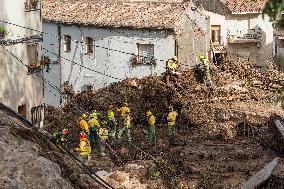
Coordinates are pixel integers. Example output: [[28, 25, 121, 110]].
[[211, 25, 221, 44], [63, 35, 71, 52], [136, 43, 155, 65], [84, 37, 94, 55]]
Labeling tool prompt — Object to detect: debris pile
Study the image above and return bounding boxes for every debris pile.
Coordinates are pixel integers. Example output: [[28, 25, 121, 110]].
[[44, 60, 284, 188], [45, 60, 284, 139], [0, 110, 101, 189]]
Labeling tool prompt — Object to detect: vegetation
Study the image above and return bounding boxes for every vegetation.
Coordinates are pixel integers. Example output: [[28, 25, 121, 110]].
[[263, 0, 284, 28], [0, 26, 7, 34]]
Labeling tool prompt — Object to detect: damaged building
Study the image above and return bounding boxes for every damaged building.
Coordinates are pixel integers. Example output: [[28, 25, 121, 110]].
[[42, 0, 209, 106], [194, 0, 274, 68]]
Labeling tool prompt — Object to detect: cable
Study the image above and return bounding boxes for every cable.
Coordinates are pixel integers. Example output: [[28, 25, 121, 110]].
[[0, 46, 60, 97], [0, 19, 58, 38], [43, 48, 122, 81], [0, 102, 116, 189], [0, 20, 192, 68]]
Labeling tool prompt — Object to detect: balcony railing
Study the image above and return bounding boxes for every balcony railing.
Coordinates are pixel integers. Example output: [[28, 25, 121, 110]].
[[228, 34, 261, 43]]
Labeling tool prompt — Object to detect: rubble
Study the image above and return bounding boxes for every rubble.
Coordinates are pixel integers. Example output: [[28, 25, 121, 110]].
[[0, 110, 102, 189], [44, 60, 284, 188]]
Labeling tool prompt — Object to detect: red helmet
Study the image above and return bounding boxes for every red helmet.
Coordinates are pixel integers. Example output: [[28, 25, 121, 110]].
[[62, 128, 68, 135], [80, 132, 87, 141]]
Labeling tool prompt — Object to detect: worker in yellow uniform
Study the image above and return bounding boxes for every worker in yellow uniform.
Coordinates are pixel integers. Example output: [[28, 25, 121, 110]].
[[53, 128, 69, 148], [88, 113, 101, 147], [107, 104, 117, 139], [118, 112, 132, 143], [79, 114, 90, 135], [74, 132, 92, 161], [98, 122, 109, 157], [117, 102, 130, 129], [165, 56, 178, 84], [198, 55, 213, 87], [117, 102, 130, 118], [89, 109, 100, 120], [146, 111, 156, 144], [167, 106, 178, 136]]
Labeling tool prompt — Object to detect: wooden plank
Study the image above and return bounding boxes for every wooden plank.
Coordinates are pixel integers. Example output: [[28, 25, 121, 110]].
[[238, 157, 279, 189], [275, 120, 284, 139]]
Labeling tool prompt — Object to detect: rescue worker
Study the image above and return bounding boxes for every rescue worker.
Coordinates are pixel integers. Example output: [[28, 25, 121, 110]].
[[198, 55, 213, 87], [117, 102, 130, 129], [79, 114, 90, 135], [74, 132, 92, 161], [53, 128, 69, 148], [167, 106, 178, 136], [107, 104, 117, 139], [146, 111, 156, 144], [165, 56, 178, 84], [88, 113, 101, 147], [118, 111, 132, 143], [117, 102, 131, 118], [89, 109, 100, 120], [98, 121, 109, 157]]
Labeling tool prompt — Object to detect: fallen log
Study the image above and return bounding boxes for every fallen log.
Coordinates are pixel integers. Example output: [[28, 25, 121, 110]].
[[237, 157, 279, 189]]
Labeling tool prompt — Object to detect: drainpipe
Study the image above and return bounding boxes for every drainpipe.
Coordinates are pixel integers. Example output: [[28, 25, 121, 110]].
[[57, 24, 62, 104]]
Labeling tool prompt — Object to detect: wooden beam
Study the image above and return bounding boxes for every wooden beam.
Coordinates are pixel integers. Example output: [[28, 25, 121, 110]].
[[275, 120, 284, 139], [238, 157, 279, 189]]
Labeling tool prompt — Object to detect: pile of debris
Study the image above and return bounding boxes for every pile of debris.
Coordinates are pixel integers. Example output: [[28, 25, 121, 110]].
[[0, 110, 102, 189], [45, 60, 284, 139], [44, 60, 284, 188]]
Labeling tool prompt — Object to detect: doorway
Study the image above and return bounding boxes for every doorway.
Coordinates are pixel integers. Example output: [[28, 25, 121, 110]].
[[18, 104, 27, 118]]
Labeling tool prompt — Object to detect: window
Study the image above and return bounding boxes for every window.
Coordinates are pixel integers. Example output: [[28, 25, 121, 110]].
[[137, 43, 155, 64], [63, 35, 71, 52], [85, 37, 94, 54], [211, 25, 221, 44], [18, 104, 26, 118], [24, 0, 39, 11], [27, 44, 38, 63]]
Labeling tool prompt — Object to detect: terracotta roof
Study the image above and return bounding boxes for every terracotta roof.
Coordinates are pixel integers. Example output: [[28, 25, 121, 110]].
[[220, 0, 268, 13], [42, 0, 190, 29]]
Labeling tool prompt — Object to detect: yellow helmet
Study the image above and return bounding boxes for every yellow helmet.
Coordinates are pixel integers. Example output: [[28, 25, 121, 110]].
[[199, 55, 206, 61], [146, 111, 152, 116], [81, 114, 87, 119], [172, 56, 177, 61]]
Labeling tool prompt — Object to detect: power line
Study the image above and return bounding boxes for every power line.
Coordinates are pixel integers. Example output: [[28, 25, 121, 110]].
[[0, 45, 60, 97], [43, 48, 122, 81], [0, 19, 192, 68], [0, 19, 58, 38]]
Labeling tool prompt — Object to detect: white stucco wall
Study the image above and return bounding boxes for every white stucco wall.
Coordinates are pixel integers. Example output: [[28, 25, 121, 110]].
[[43, 22, 175, 106], [206, 11, 227, 45], [0, 0, 43, 119]]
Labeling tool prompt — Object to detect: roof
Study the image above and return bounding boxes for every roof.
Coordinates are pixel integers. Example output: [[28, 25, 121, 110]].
[[42, 0, 190, 30], [220, 0, 268, 14]]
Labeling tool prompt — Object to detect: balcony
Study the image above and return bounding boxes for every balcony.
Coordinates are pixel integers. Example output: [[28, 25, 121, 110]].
[[228, 34, 261, 44]]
